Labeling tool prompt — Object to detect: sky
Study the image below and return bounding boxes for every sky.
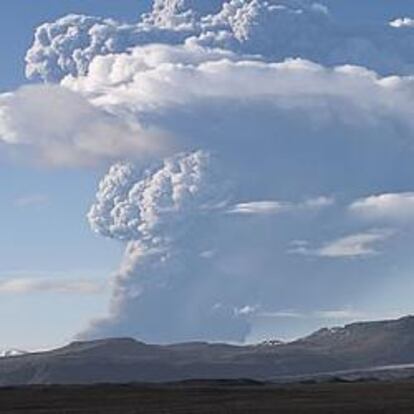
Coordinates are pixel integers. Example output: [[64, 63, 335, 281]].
[[2, 0, 414, 350], [0, 1, 150, 349]]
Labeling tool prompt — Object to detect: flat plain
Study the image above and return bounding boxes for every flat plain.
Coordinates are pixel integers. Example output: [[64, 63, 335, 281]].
[[1, 380, 414, 414]]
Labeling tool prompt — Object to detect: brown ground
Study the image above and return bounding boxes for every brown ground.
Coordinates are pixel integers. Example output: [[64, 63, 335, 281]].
[[1, 380, 414, 413]]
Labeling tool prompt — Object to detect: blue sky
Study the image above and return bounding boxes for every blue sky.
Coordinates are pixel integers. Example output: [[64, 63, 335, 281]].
[[0, 1, 151, 349], [3, 0, 414, 349]]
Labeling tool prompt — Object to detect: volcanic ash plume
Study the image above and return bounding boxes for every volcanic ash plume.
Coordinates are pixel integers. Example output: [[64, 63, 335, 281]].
[[83, 150, 249, 343]]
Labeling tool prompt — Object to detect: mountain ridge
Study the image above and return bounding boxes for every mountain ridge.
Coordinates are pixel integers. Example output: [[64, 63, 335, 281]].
[[2, 315, 414, 386]]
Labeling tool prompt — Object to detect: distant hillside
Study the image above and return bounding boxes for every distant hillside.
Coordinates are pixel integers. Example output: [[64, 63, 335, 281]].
[[0, 349, 27, 358], [2, 316, 414, 386]]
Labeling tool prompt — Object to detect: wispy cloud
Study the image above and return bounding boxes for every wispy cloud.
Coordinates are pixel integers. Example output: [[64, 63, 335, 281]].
[[14, 194, 49, 208], [228, 201, 289, 215], [313, 310, 368, 320], [349, 192, 414, 222], [234, 305, 258, 316], [228, 196, 334, 215], [290, 229, 394, 258], [235, 307, 372, 321], [0, 278, 105, 295], [258, 309, 402, 321]]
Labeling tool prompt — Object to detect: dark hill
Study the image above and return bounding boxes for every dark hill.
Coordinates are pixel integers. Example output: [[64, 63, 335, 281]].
[[2, 316, 414, 386]]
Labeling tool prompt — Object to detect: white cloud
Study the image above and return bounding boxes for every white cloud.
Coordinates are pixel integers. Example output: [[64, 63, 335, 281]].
[[63, 47, 414, 116], [199, 250, 217, 259], [0, 278, 105, 295], [228, 196, 333, 215], [6, 41, 414, 167], [317, 231, 391, 258], [258, 308, 400, 321], [233, 307, 374, 323], [349, 193, 414, 222], [234, 305, 258, 316], [389, 18, 414, 28], [314, 309, 367, 320], [228, 201, 289, 215], [291, 229, 394, 258], [0, 85, 167, 166], [302, 196, 334, 209], [259, 310, 304, 319]]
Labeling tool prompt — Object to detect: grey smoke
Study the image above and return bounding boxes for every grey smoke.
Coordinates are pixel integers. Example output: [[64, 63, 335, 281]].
[[84, 150, 250, 343]]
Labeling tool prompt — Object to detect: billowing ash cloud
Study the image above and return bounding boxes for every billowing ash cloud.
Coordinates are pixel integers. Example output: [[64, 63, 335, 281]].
[[25, 0, 414, 84], [88, 150, 227, 242], [25, 13, 190, 83], [84, 150, 251, 343], [4, 0, 414, 342], [6, 0, 414, 167], [150, 0, 225, 23]]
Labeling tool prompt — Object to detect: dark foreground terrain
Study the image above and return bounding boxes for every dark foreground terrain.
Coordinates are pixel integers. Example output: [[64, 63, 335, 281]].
[[2, 380, 414, 414]]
